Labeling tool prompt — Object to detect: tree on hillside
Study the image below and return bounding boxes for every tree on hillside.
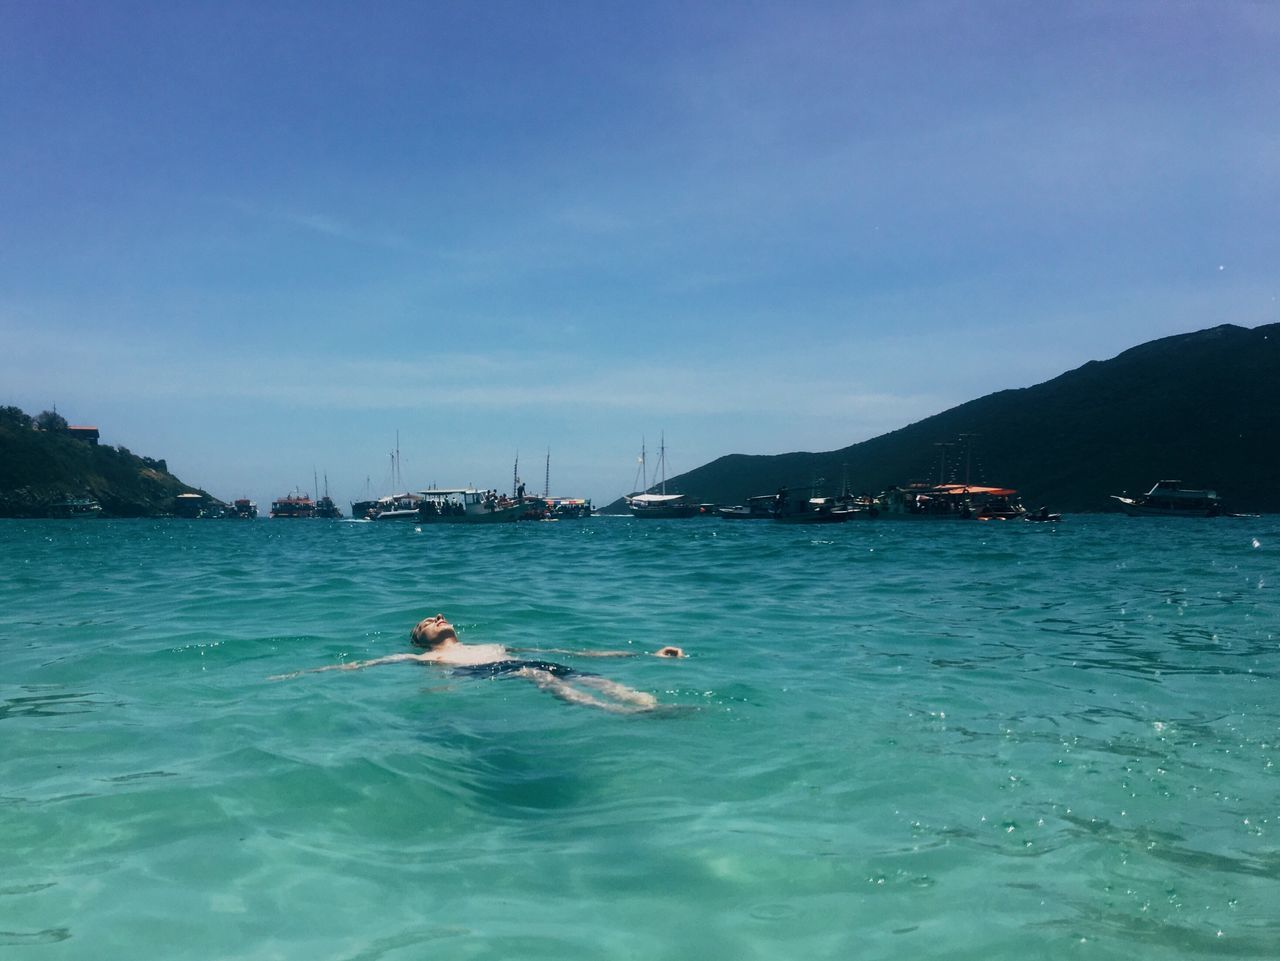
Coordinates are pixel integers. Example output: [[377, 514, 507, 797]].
[[0, 406, 33, 429], [34, 410, 68, 432]]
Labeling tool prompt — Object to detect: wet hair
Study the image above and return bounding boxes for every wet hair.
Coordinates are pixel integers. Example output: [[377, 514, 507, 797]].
[[410, 617, 453, 648]]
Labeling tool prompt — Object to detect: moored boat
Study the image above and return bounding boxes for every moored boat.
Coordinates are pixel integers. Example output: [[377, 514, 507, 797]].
[[626, 435, 698, 518], [270, 490, 316, 519], [48, 496, 103, 518], [230, 497, 258, 519], [718, 494, 777, 519], [1110, 480, 1223, 517], [544, 497, 593, 519], [875, 484, 1026, 520], [313, 473, 343, 519], [415, 488, 527, 523], [369, 492, 423, 521], [314, 495, 343, 519], [1023, 506, 1062, 523], [773, 496, 864, 524], [626, 492, 700, 519]]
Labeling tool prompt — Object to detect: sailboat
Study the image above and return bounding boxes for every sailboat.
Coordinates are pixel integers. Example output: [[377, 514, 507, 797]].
[[625, 435, 698, 518], [539, 448, 593, 519], [365, 434, 423, 520], [313, 471, 343, 519]]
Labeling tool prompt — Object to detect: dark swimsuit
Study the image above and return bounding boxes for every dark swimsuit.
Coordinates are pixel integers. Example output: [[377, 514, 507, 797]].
[[451, 659, 586, 680]]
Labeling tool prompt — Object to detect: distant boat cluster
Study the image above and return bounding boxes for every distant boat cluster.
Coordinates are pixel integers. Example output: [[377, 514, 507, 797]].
[[54, 476, 1242, 522], [628, 479, 1240, 523], [347, 488, 592, 523], [625, 435, 1053, 523]]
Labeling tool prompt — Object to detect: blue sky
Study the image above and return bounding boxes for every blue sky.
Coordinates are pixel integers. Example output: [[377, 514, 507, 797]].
[[3, 1, 1277, 507]]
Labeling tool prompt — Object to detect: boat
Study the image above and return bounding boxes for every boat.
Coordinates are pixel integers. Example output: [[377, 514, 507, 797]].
[[626, 492, 700, 518], [875, 484, 1026, 520], [313, 473, 343, 519], [47, 496, 102, 518], [544, 497, 593, 519], [718, 494, 778, 519], [230, 497, 258, 519], [626, 435, 699, 519], [1110, 480, 1224, 517], [525, 452, 593, 520], [773, 496, 859, 524], [270, 490, 316, 519], [415, 488, 527, 523], [1023, 506, 1062, 523], [370, 492, 423, 521], [314, 495, 343, 519], [355, 436, 420, 519], [970, 488, 1027, 521], [174, 492, 207, 518]]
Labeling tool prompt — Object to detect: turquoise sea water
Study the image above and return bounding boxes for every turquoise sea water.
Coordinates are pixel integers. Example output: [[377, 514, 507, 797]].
[[2, 515, 1278, 960]]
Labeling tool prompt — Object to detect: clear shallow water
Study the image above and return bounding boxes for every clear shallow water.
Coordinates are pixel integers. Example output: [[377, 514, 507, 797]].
[[2, 515, 1278, 960]]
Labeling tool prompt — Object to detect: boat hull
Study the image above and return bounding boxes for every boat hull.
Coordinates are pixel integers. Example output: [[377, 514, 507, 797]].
[[628, 505, 700, 519], [373, 509, 420, 521], [416, 508, 521, 524], [1111, 496, 1220, 517]]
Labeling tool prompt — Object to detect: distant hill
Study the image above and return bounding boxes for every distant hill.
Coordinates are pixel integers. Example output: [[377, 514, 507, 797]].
[[602, 323, 1280, 514], [0, 407, 214, 517]]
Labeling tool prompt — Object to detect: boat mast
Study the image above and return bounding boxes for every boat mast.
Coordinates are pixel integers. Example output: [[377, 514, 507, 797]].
[[934, 441, 953, 485], [513, 452, 519, 498], [544, 448, 550, 498], [633, 437, 648, 494], [957, 433, 977, 487], [658, 432, 667, 494]]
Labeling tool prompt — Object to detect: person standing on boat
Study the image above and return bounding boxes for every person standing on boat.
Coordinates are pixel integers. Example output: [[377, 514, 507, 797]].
[[272, 614, 685, 714]]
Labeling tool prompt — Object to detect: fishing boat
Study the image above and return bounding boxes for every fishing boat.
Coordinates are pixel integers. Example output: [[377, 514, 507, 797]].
[[270, 490, 316, 519], [313, 472, 343, 519], [625, 436, 698, 519], [718, 494, 778, 519], [875, 484, 1026, 520], [532, 451, 593, 519], [773, 496, 859, 524], [230, 498, 258, 519], [626, 492, 699, 518], [359, 437, 418, 519], [1110, 480, 1223, 517], [415, 488, 527, 523], [314, 495, 343, 519], [1023, 506, 1062, 523], [370, 492, 423, 521], [47, 496, 103, 518], [544, 497, 593, 519]]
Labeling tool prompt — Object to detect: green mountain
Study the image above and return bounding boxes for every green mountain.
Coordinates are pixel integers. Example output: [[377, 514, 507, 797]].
[[603, 323, 1280, 514], [0, 407, 214, 517]]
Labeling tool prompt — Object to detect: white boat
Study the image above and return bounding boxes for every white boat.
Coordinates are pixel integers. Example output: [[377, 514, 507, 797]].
[[415, 488, 527, 523], [625, 436, 698, 518], [1110, 480, 1223, 517], [369, 492, 423, 521], [718, 494, 778, 519], [626, 492, 699, 519]]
